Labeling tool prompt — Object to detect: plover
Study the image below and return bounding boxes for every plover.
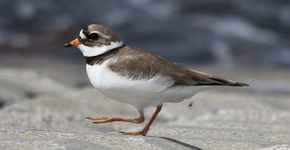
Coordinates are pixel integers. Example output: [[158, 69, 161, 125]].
[[64, 24, 248, 136]]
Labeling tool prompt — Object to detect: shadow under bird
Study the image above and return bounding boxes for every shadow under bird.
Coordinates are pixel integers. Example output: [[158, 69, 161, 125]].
[[64, 24, 248, 136]]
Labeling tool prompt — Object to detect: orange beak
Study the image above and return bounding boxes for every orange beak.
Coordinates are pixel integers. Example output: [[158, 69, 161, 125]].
[[64, 38, 80, 48]]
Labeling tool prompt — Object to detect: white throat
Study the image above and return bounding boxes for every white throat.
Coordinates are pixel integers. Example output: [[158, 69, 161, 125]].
[[78, 41, 123, 57]]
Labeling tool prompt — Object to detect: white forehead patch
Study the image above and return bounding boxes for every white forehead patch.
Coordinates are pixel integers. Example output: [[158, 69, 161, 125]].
[[79, 29, 86, 39]]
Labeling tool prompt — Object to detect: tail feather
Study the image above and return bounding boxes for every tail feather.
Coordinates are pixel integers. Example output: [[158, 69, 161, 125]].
[[210, 77, 249, 87], [188, 69, 249, 87]]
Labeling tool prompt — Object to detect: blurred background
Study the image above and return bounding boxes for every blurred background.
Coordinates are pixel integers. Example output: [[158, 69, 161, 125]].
[[0, 1, 290, 149], [1, 0, 290, 68]]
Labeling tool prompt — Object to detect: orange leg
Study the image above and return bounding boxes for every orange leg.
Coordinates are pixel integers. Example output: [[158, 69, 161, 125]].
[[86, 110, 145, 124], [120, 105, 163, 136]]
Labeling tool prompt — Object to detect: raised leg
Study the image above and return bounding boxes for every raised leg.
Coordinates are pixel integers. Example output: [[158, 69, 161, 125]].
[[120, 105, 163, 136], [86, 109, 145, 124]]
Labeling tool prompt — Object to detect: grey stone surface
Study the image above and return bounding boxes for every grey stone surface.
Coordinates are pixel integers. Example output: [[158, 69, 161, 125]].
[[0, 60, 290, 149]]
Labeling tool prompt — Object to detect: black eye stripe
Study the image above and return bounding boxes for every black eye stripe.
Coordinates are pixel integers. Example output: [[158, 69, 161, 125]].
[[82, 26, 90, 37], [83, 31, 90, 37], [87, 33, 99, 40]]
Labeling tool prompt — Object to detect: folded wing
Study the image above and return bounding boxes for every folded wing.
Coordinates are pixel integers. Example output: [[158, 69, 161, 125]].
[[108, 46, 248, 87]]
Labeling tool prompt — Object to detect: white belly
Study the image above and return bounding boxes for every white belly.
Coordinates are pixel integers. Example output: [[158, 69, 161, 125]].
[[86, 61, 208, 108]]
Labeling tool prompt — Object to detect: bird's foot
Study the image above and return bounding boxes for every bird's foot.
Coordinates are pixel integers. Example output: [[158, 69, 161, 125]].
[[119, 129, 148, 136], [86, 115, 114, 124], [86, 115, 145, 124]]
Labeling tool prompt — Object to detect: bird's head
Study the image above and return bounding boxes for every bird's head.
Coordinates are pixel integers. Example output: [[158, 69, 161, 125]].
[[64, 24, 123, 57]]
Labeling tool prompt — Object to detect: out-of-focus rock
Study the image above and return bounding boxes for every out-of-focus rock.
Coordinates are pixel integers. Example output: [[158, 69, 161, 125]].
[[0, 68, 73, 106], [0, 0, 289, 67]]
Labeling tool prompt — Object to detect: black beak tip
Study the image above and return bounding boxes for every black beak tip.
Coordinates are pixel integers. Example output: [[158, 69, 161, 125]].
[[64, 43, 72, 47]]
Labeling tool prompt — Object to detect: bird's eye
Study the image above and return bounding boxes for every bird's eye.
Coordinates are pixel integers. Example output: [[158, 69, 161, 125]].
[[87, 33, 99, 40]]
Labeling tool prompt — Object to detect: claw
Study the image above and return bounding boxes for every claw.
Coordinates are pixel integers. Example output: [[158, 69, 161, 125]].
[[85, 116, 92, 119]]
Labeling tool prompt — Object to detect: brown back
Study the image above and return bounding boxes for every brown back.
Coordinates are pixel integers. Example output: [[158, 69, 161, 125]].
[[105, 46, 247, 87]]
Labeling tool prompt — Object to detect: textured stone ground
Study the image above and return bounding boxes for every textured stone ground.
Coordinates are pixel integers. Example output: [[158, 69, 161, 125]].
[[0, 57, 289, 150]]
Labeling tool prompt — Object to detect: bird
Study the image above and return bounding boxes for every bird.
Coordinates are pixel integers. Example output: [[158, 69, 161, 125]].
[[64, 24, 248, 136]]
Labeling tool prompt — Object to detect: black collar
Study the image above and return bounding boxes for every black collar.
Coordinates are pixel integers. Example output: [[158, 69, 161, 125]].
[[85, 45, 125, 65]]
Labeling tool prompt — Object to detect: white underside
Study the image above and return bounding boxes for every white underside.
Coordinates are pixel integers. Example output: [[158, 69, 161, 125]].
[[86, 59, 210, 108]]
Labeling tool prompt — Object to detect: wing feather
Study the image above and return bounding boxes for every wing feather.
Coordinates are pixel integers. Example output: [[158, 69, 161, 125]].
[[108, 46, 248, 87]]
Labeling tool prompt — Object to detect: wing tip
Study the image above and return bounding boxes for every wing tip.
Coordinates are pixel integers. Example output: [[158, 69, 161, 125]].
[[230, 82, 249, 87], [210, 76, 249, 87]]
